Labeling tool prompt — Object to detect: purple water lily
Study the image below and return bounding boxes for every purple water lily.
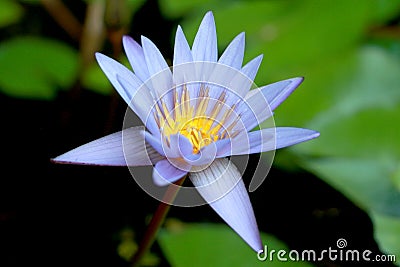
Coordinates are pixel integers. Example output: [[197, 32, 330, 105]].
[[53, 11, 319, 252]]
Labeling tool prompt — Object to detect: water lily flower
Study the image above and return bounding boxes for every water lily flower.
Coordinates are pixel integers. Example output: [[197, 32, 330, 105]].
[[53, 11, 319, 253]]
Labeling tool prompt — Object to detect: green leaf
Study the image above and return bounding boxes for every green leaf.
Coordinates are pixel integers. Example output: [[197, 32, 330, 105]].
[[176, 0, 383, 75], [159, 222, 315, 267], [368, 0, 400, 24], [305, 158, 400, 217], [274, 46, 400, 132], [301, 106, 400, 158], [81, 62, 113, 95], [371, 212, 400, 266], [0, 0, 23, 27], [0, 37, 78, 100], [304, 158, 400, 266], [158, 0, 218, 19]]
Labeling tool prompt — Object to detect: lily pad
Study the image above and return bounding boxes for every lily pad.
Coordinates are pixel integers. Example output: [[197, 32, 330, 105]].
[[0, 37, 78, 100], [371, 212, 400, 265], [0, 0, 23, 28], [158, 222, 314, 267]]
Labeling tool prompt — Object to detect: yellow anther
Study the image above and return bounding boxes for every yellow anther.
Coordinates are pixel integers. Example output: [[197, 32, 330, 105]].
[[153, 85, 239, 154]]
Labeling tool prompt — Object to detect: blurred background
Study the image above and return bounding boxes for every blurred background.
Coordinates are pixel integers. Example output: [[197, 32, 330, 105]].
[[1, 0, 399, 266]]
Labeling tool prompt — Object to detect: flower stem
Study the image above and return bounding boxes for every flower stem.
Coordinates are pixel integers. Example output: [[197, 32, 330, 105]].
[[130, 176, 186, 267]]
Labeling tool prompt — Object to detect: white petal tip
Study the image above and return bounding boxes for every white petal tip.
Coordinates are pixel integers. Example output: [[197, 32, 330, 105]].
[[289, 77, 304, 88], [122, 35, 132, 42], [190, 159, 263, 254], [306, 130, 320, 140], [292, 76, 304, 83], [205, 11, 214, 18], [141, 35, 150, 44], [313, 131, 320, 137], [95, 52, 106, 60]]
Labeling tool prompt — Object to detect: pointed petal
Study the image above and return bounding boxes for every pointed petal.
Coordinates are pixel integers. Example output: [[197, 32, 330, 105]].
[[95, 53, 159, 135], [219, 127, 319, 157], [207, 32, 249, 102], [173, 26, 193, 66], [173, 26, 196, 87], [141, 36, 173, 107], [218, 32, 245, 70], [153, 159, 187, 186], [273, 127, 320, 150], [239, 78, 303, 131], [261, 77, 304, 110], [192, 11, 218, 62], [217, 54, 262, 100], [190, 158, 262, 252], [52, 127, 162, 166], [95, 53, 143, 106], [123, 35, 150, 82], [141, 36, 170, 76], [245, 77, 303, 105], [116, 74, 159, 136], [241, 54, 263, 83]]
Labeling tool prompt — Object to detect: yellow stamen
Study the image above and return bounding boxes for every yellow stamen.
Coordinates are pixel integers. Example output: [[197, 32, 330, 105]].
[[153, 85, 239, 154]]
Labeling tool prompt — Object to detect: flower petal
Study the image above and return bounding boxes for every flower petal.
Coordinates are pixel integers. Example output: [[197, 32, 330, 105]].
[[172, 134, 193, 158], [219, 127, 319, 157], [141, 36, 170, 76], [210, 33, 246, 102], [273, 127, 320, 150], [214, 138, 232, 156], [96, 53, 158, 134], [241, 55, 263, 83], [268, 77, 303, 111], [141, 36, 173, 106], [190, 158, 262, 252], [215, 54, 262, 100], [153, 159, 187, 186], [116, 74, 159, 136], [218, 32, 245, 70], [192, 11, 218, 62], [175, 133, 205, 163], [253, 77, 304, 111], [95, 52, 143, 106], [173, 26, 193, 66], [144, 131, 165, 156], [173, 26, 196, 92], [183, 142, 217, 166], [239, 78, 303, 131], [52, 127, 162, 166], [123, 35, 150, 82]]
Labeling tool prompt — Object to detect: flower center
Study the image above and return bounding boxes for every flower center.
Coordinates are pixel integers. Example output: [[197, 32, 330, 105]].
[[153, 85, 239, 154], [178, 117, 219, 154]]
